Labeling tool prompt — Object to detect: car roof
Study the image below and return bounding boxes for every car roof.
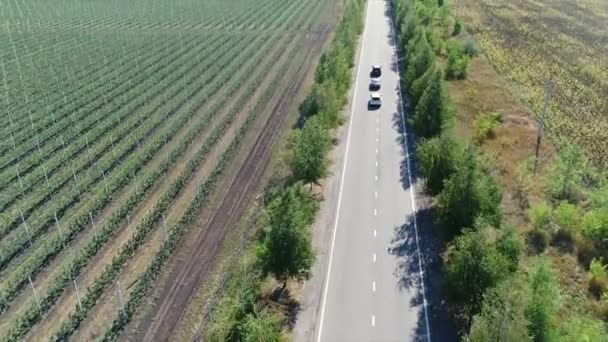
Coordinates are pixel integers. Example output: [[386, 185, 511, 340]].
[[370, 93, 381, 98], [372, 64, 381, 69]]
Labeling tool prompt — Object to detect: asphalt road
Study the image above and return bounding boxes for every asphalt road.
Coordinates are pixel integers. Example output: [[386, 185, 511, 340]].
[[315, 0, 431, 341]]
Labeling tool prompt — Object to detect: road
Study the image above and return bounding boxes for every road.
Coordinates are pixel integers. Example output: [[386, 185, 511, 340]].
[[315, 0, 430, 341]]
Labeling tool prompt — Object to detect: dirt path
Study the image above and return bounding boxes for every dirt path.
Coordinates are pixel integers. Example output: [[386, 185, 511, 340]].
[[135, 22, 332, 342]]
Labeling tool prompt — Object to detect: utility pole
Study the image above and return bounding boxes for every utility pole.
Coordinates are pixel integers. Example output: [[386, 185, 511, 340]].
[[73, 279, 83, 312], [20, 209, 32, 247], [533, 79, 552, 175], [90, 212, 98, 241], [28, 276, 41, 313], [161, 214, 168, 242], [116, 281, 125, 316]]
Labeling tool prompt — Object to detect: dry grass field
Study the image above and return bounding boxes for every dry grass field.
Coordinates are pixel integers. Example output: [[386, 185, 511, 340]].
[[454, 0, 608, 165]]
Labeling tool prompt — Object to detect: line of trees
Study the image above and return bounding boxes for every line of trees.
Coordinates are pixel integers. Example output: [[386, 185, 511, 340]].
[[393, 0, 607, 340], [206, 0, 365, 340]]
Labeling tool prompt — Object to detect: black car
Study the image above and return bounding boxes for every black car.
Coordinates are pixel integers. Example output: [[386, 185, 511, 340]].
[[370, 64, 382, 78]]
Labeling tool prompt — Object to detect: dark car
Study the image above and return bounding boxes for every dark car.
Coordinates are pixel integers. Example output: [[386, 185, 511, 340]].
[[370, 64, 382, 78]]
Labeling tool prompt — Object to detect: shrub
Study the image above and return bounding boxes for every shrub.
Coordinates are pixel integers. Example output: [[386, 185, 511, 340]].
[[472, 111, 501, 144], [446, 40, 469, 79], [528, 202, 552, 231], [558, 315, 608, 342], [468, 276, 531, 342], [497, 227, 521, 272], [551, 202, 579, 250], [525, 258, 560, 342], [463, 37, 480, 57], [581, 208, 608, 250], [453, 18, 462, 36], [545, 142, 587, 201], [588, 258, 608, 299]]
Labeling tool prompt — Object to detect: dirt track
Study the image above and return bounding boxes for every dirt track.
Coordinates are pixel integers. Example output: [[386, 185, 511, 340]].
[[134, 17, 335, 342]]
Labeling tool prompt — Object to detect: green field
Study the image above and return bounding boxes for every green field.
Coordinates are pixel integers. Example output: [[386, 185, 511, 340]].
[[0, 0, 333, 340], [455, 0, 608, 165]]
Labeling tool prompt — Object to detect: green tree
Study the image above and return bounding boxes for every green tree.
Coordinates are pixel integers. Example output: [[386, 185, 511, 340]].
[[288, 116, 332, 185], [410, 63, 435, 109], [257, 184, 317, 290], [240, 309, 283, 342], [469, 277, 531, 342], [436, 147, 501, 236], [525, 258, 560, 342], [496, 227, 521, 273], [411, 68, 448, 138], [405, 32, 434, 87], [444, 228, 511, 329], [416, 132, 461, 195], [545, 143, 586, 200]]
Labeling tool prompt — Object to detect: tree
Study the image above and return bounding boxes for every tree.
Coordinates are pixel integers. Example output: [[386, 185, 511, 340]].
[[416, 132, 461, 195], [410, 63, 435, 109], [288, 116, 331, 185], [469, 277, 532, 342], [257, 184, 317, 290], [436, 146, 501, 236], [525, 258, 560, 342], [405, 31, 434, 87], [240, 309, 283, 342], [411, 68, 448, 138], [496, 227, 521, 273], [444, 228, 511, 328], [545, 143, 586, 200]]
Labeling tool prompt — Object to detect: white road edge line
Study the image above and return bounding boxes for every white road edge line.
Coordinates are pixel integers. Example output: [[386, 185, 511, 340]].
[[389, 6, 432, 341], [315, 1, 370, 341]]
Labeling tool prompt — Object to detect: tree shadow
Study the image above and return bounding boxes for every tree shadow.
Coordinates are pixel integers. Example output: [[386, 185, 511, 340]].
[[269, 286, 302, 331]]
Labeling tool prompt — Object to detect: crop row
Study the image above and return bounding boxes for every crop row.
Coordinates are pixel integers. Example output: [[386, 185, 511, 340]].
[[0, 0, 297, 267], [1, 23, 296, 342], [0, 1, 271, 135], [0, 0, 285, 179], [52, 25, 304, 342], [0, 1, 304, 324], [0, 30, 267, 301], [0, 31, 231, 242], [0, 30, 218, 174], [0, 35, 224, 249]]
